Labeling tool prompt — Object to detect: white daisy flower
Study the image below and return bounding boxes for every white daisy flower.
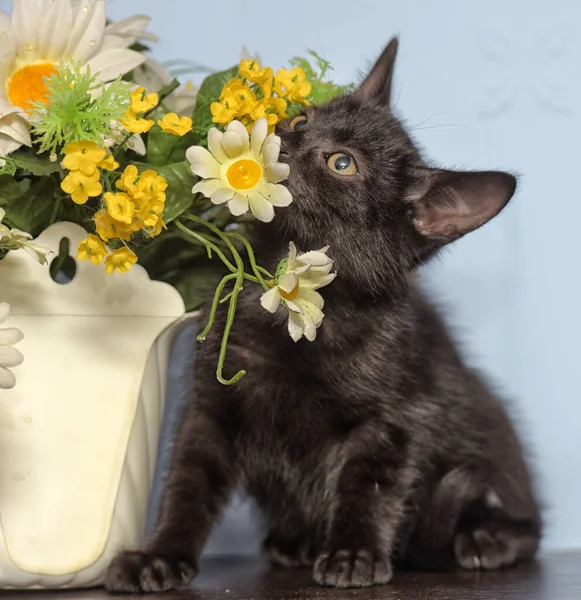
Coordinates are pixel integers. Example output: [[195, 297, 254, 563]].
[[0, 207, 51, 264], [261, 242, 337, 342], [0, 0, 149, 158], [0, 302, 24, 390], [186, 118, 292, 223]]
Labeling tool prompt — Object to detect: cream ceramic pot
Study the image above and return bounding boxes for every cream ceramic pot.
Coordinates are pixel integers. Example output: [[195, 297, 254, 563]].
[[0, 222, 186, 588]]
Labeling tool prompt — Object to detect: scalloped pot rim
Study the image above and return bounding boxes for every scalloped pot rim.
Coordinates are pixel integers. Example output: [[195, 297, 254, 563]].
[[0, 222, 186, 318]]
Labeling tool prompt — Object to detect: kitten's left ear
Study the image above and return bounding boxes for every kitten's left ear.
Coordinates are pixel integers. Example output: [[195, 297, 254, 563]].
[[411, 169, 517, 243], [357, 37, 399, 105]]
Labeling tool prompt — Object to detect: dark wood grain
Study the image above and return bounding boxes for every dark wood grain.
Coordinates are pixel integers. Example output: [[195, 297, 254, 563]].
[[3, 552, 580, 600]]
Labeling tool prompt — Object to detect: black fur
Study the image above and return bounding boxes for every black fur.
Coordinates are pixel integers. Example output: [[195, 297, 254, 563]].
[[106, 38, 540, 593]]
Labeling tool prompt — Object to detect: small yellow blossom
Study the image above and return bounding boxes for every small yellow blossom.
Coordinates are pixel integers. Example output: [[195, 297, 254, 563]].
[[105, 247, 138, 275], [104, 191, 136, 224], [239, 60, 274, 88], [211, 100, 238, 125], [269, 96, 288, 119], [157, 113, 193, 136], [94, 210, 134, 242], [115, 165, 140, 195], [147, 215, 166, 238], [129, 87, 159, 113], [221, 78, 257, 115], [274, 67, 312, 103], [99, 155, 119, 171], [62, 141, 107, 176], [61, 170, 103, 205], [121, 109, 155, 134], [77, 234, 108, 266]]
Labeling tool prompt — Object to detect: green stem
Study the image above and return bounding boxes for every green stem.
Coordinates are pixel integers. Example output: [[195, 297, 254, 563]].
[[228, 232, 272, 291], [49, 192, 63, 225], [175, 220, 237, 272], [197, 273, 237, 341]]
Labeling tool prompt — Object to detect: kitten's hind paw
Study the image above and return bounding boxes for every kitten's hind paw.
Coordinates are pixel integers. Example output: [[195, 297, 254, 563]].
[[454, 529, 517, 571], [105, 550, 197, 594], [313, 549, 393, 588]]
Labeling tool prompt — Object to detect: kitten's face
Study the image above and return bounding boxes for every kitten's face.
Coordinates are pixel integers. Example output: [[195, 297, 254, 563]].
[[274, 38, 516, 297]]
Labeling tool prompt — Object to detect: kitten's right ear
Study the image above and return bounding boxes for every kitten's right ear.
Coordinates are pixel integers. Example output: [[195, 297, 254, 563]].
[[356, 37, 399, 106]]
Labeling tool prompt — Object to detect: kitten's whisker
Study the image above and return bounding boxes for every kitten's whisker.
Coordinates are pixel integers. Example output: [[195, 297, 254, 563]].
[[409, 113, 447, 130]]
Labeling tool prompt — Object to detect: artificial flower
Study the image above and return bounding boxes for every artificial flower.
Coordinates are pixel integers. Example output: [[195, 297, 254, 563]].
[[104, 192, 136, 224], [157, 113, 192, 136], [210, 101, 238, 126], [99, 154, 119, 171], [186, 118, 292, 223], [260, 242, 336, 342], [129, 87, 158, 114], [77, 234, 108, 265], [60, 169, 103, 204], [274, 67, 312, 103], [94, 209, 132, 242], [0, 0, 148, 158], [104, 247, 137, 275], [120, 109, 154, 134], [62, 141, 107, 176], [0, 302, 24, 389], [0, 208, 50, 264]]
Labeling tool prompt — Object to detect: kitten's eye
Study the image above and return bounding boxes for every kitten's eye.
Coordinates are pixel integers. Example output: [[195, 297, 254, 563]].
[[327, 153, 358, 176], [290, 115, 307, 130]]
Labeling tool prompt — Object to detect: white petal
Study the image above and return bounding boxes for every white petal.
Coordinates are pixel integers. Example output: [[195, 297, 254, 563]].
[[298, 250, 332, 267], [186, 146, 221, 179], [0, 113, 32, 147], [210, 188, 235, 205], [0, 12, 16, 75], [0, 302, 10, 324], [278, 273, 298, 294], [207, 127, 228, 164], [250, 117, 268, 156], [296, 297, 325, 326], [301, 290, 325, 311], [302, 272, 337, 291], [11, 0, 46, 56], [260, 287, 281, 313], [37, 0, 73, 61], [132, 57, 172, 91], [221, 130, 246, 158], [65, 0, 106, 62], [0, 327, 24, 346], [266, 183, 292, 207], [192, 178, 222, 198], [0, 345, 24, 368], [86, 48, 146, 82], [288, 241, 297, 263], [265, 162, 289, 183], [101, 15, 155, 51], [261, 134, 281, 166], [303, 318, 317, 342], [0, 132, 25, 157], [126, 134, 146, 155], [0, 365, 16, 389], [248, 191, 274, 223], [226, 119, 250, 148], [287, 311, 305, 342], [227, 193, 249, 216]]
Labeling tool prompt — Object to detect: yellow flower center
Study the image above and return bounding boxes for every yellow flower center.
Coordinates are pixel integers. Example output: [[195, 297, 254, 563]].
[[7, 62, 56, 111], [280, 281, 299, 301], [226, 159, 262, 190]]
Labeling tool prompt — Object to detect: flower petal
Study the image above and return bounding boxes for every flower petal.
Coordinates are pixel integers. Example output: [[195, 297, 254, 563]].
[[101, 15, 155, 51], [250, 117, 268, 155], [278, 273, 298, 294], [0, 345, 24, 368], [65, 0, 106, 62], [207, 127, 228, 164], [221, 130, 246, 158], [261, 134, 281, 166], [248, 191, 274, 223], [210, 188, 235, 205], [0, 327, 24, 346], [0, 365, 16, 389], [298, 250, 332, 267], [0, 113, 32, 147], [186, 146, 221, 179], [0, 132, 25, 158], [0, 302, 10, 324], [37, 0, 73, 61], [265, 162, 289, 183], [10, 0, 46, 56], [266, 183, 292, 207], [260, 287, 281, 313], [0, 11, 16, 76], [192, 178, 222, 197], [287, 311, 305, 342], [226, 119, 250, 146], [86, 48, 146, 82], [227, 193, 249, 216]]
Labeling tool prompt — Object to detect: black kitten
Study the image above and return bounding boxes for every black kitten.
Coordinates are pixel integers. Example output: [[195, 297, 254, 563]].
[[106, 38, 541, 592]]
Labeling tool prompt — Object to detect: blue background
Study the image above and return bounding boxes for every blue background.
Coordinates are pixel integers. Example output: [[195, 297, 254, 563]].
[[3, 0, 579, 553]]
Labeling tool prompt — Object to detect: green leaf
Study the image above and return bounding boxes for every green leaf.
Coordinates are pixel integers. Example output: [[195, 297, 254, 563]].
[[9, 153, 62, 177], [146, 125, 197, 166]]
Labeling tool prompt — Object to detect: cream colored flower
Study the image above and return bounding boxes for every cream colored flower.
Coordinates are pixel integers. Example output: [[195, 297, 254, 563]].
[[0, 208, 50, 264], [261, 242, 336, 342], [0, 302, 24, 389], [186, 118, 292, 223], [0, 0, 149, 158]]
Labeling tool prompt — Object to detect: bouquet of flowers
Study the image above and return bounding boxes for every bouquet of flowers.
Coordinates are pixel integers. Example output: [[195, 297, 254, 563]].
[[0, 0, 353, 384]]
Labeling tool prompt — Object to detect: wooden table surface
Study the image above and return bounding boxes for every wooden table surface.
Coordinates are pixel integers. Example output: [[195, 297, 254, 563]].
[[4, 552, 580, 600]]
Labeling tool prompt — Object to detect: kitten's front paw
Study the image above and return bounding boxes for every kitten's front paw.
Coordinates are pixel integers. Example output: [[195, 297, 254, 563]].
[[313, 549, 392, 588], [105, 550, 197, 594], [454, 528, 518, 571], [262, 532, 315, 567]]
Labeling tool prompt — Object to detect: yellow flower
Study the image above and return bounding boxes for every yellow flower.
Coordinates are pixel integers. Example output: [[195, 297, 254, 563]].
[[220, 78, 257, 116], [62, 141, 107, 176], [61, 170, 103, 205], [121, 109, 155, 134], [157, 113, 193, 136], [94, 210, 133, 242], [77, 234, 108, 266], [239, 60, 274, 87], [211, 101, 238, 126], [129, 87, 159, 113], [274, 67, 312, 103], [115, 165, 140, 195], [104, 192, 136, 224], [99, 155, 120, 172], [105, 247, 138, 275], [145, 215, 166, 238], [269, 97, 288, 119], [248, 100, 279, 131]]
